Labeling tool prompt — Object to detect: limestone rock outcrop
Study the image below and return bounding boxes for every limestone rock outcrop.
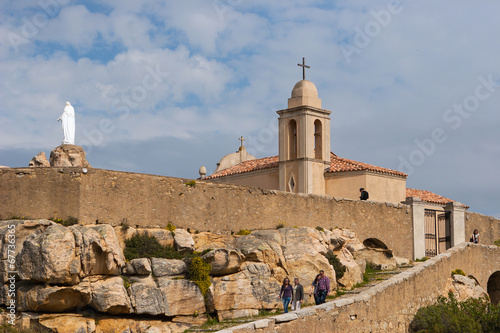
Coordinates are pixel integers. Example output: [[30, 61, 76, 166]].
[[50, 144, 90, 167], [442, 274, 489, 301], [29, 151, 50, 167], [0, 220, 384, 331]]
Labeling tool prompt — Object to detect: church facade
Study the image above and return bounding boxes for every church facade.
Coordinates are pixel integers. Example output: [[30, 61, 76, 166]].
[[206, 78, 407, 204]]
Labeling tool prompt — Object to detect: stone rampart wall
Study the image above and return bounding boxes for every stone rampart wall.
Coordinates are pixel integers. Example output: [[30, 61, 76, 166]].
[[219, 243, 500, 333], [465, 211, 500, 245], [0, 168, 413, 258]]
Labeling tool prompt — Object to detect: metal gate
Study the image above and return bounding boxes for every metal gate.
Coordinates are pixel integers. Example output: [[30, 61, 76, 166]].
[[424, 210, 451, 257]]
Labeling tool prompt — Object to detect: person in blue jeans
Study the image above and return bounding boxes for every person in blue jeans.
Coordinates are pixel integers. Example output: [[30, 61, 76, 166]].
[[278, 277, 293, 313], [316, 270, 330, 304]]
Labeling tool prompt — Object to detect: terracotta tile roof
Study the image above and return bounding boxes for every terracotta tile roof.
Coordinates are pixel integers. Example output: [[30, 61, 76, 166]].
[[326, 152, 407, 178], [207, 152, 407, 179], [205, 155, 279, 179], [406, 188, 468, 208]]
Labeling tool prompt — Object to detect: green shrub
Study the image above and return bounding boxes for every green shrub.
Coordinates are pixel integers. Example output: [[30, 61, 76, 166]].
[[452, 269, 466, 276], [184, 180, 196, 187], [325, 251, 346, 280], [123, 233, 182, 260], [276, 222, 285, 229], [410, 294, 500, 333], [200, 248, 213, 256], [187, 256, 212, 298], [236, 229, 251, 235], [49, 216, 79, 226], [494, 239, 500, 247], [121, 276, 131, 289], [165, 223, 176, 232], [120, 218, 130, 230], [316, 226, 325, 232], [414, 257, 429, 262]]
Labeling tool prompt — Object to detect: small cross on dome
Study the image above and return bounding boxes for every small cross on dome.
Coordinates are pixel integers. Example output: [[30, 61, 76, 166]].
[[297, 57, 310, 80]]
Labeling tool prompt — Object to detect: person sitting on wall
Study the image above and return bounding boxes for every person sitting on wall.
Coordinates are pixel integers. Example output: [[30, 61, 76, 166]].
[[470, 229, 480, 243], [359, 188, 369, 200]]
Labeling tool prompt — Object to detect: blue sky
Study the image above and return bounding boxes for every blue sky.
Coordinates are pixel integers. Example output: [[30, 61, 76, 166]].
[[1, 1, 499, 218]]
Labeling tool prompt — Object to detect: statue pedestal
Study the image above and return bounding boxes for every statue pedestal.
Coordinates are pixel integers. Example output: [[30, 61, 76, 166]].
[[50, 145, 91, 167]]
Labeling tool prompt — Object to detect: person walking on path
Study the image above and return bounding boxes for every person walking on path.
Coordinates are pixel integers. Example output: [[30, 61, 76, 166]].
[[278, 278, 293, 313], [359, 188, 369, 200], [309, 274, 321, 305], [291, 278, 304, 311], [316, 270, 330, 304]]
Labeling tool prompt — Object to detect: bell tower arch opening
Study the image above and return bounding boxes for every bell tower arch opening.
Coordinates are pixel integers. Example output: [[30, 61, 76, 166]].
[[288, 119, 298, 160], [314, 119, 322, 160]]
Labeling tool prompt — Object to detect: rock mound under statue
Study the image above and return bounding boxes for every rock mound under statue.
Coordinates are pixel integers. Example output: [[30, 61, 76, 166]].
[[50, 144, 90, 167], [29, 151, 50, 167]]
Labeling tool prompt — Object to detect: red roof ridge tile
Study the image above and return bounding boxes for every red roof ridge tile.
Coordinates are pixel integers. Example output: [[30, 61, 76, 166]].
[[406, 188, 468, 208]]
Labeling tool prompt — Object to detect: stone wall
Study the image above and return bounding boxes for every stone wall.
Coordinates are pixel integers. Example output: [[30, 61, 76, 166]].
[[465, 211, 500, 245], [218, 243, 500, 333], [0, 167, 413, 258]]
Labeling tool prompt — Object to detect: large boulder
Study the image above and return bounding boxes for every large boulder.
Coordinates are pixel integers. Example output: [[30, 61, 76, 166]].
[[70, 224, 126, 277], [0, 220, 53, 283], [89, 276, 132, 314], [234, 231, 283, 266], [192, 232, 236, 252], [157, 278, 206, 316], [150, 258, 187, 277], [210, 262, 281, 321], [173, 229, 195, 253], [202, 249, 243, 276], [29, 151, 50, 167], [355, 248, 397, 270], [37, 314, 96, 333], [334, 247, 363, 288], [17, 282, 91, 312], [50, 144, 90, 167], [129, 258, 151, 275], [129, 276, 164, 315], [443, 274, 489, 302], [17, 224, 80, 285]]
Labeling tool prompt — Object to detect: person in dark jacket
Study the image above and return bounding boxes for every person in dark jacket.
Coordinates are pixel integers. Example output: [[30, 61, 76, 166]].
[[291, 278, 304, 310], [309, 274, 321, 305], [359, 188, 369, 200], [278, 277, 293, 313]]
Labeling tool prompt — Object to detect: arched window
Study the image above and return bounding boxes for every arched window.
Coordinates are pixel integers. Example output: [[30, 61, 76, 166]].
[[314, 119, 322, 159], [288, 119, 297, 159]]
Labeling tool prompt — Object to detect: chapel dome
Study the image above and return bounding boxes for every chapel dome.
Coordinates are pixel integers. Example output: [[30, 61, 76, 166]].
[[291, 80, 318, 98]]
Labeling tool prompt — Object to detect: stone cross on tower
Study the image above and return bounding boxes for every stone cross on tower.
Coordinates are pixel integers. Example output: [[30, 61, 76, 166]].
[[297, 57, 310, 80], [239, 136, 245, 148]]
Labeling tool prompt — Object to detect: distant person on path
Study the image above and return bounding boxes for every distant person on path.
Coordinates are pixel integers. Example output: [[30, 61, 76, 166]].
[[471, 229, 480, 243], [278, 277, 293, 313], [359, 188, 369, 200], [316, 270, 330, 304], [309, 274, 321, 305], [291, 278, 304, 311]]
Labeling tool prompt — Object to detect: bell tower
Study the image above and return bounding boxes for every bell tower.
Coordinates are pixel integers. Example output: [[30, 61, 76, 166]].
[[277, 59, 331, 195]]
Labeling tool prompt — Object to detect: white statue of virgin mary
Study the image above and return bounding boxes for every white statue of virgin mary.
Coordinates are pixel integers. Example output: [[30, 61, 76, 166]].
[[58, 101, 75, 145]]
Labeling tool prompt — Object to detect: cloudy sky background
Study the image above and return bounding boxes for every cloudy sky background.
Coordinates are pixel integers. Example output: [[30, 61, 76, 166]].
[[1, 1, 499, 218]]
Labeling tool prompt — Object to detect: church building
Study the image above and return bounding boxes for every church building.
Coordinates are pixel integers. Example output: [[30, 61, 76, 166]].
[[202, 60, 468, 260]]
